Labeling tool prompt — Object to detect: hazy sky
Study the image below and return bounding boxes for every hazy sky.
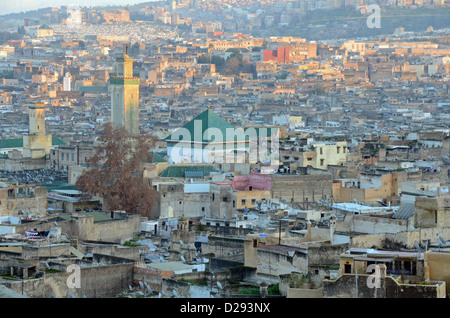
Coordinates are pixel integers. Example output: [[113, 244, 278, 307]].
[[2, 0, 148, 15]]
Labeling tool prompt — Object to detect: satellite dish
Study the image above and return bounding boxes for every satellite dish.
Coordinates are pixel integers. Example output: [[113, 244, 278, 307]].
[[180, 255, 186, 263], [67, 291, 73, 298], [129, 285, 133, 292], [414, 242, 420, 250], [144, 282, 152, 294], [179, 240, 184, 246], [50, 291, 55, 298], [45, 262, 51, 269], [217, 281, 223, 290], [438, 237, 447, 245], [139, 281, 144, 289], [161, 290, 167, 297], [173, 289, 178, 298]]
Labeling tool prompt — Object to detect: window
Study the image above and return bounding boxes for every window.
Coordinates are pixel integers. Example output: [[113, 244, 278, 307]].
[[222, 197, 228, 202], [212, 193, 215, 201], [233, 200, 235, 208], [320, 147, 323, 155], [320, 159, 325, 166], [241, 199, 246, 205], [337, 147, 340, 154], [251, 199, 256, 205], [253, 240, 258, 248], [202, 207, 205, 212], [71, 153, 75, 162]]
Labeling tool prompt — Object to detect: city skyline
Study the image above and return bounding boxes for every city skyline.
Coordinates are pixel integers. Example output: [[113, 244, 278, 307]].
[[1, 0, 150, 16], [0, 0, 448, 301]]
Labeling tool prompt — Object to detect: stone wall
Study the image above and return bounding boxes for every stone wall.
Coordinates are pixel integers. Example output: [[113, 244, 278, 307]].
[[307, 243, 348, 266], [271, 174, 333, 204], [323, 273, 445, 298], [5, 255, 136, 298], [202, 235, 246, 259], [0, 185, 47, 217]]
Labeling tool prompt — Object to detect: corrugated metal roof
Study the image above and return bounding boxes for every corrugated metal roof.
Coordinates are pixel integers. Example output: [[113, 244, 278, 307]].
[[393, 203, 415, 220]]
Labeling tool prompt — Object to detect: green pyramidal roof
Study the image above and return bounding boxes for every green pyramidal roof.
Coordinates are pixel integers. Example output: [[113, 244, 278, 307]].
[[165, 109, 245, 144]]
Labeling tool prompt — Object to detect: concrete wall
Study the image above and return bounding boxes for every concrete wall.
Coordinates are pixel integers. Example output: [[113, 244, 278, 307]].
[[425, 251, 450, 297], [210, 183, 236, 219], [159, 183, 210, 218], [287, 287, 323, 298], [415, 196, 450, 228], [256, 248, 308, 278], [62, 214, 141, 243]]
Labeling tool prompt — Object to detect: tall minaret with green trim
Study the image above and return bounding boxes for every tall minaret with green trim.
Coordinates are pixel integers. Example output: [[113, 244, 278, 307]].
[[110, 46, 140, 135]]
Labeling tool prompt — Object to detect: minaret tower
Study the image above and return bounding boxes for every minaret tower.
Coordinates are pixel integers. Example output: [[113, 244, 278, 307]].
[[29, 102, 46, 135], [23, 102, 52, 159], [109, 46, 140, 136]]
